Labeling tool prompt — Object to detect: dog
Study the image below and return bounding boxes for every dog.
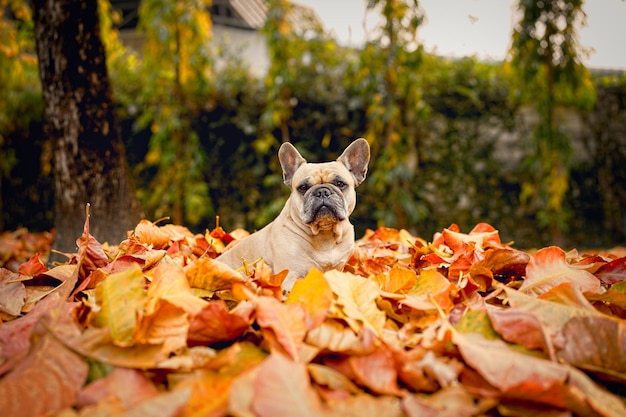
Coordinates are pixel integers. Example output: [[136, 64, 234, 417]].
[[217, 138, 370, 292]]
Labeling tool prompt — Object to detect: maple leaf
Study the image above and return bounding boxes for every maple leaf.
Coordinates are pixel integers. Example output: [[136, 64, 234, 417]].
[[521, 246, 601, 296]]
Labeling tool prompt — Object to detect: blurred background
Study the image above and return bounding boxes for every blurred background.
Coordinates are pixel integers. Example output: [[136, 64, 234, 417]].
[[1, 0, 625, 250]]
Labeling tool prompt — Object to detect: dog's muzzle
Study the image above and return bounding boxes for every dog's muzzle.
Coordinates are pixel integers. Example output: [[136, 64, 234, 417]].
[[302, 184, 346, 225]]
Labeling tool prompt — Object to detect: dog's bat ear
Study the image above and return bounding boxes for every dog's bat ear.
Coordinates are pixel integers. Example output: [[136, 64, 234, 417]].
[[279, 142, 307, 187], [338, 138, 370, 186]]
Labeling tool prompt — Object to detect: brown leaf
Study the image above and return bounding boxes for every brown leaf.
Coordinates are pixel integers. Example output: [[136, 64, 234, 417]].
[[0, 332, 88, 417], [306, 319, 373, 354], [486, 306, 549, 351], [134, 298, 189, 354], [556, 315, 626, 381], [308, 363, 360, 394], [454, 331, 570, 408], [0, 291, 60, 370], [0, 268, 26, 316]]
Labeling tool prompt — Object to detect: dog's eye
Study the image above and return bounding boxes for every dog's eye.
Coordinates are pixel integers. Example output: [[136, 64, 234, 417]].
[[297, 184, 309, 193], [334, 180, 347, 189]]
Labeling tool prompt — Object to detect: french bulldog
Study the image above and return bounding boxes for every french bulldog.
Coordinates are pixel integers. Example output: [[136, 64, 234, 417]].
[[217, 138, 370, 292]]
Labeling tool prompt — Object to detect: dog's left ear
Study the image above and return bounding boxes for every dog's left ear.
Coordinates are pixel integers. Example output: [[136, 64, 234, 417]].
[[338, 138, 370, 186], [279, 142, 307, 187]]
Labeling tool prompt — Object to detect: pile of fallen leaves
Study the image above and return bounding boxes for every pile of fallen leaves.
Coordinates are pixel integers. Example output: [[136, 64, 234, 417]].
[[1, 216, 625, 417]]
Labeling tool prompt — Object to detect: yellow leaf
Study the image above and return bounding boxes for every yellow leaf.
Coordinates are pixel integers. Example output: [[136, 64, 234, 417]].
[[185, 257, 245, 292], [93, 263, 147, 346], [324, 270, 385, 336], [286, 269, 333, 330]]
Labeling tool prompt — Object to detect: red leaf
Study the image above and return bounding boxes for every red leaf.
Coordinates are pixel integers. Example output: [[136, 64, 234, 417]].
[[187, 300, 250, 346], [595, 256, 626, 285], [17, 253, 49, 276]]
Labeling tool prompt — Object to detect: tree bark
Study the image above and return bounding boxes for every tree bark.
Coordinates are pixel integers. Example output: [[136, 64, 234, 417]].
[[33, 0, 142, 253]]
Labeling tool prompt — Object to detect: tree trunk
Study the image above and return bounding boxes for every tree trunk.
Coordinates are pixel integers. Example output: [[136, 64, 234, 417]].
[[33, 0, 142, 254]]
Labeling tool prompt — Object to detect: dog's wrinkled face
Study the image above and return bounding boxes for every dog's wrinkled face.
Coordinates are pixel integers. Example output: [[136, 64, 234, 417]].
[[279, 139, 370, 235]]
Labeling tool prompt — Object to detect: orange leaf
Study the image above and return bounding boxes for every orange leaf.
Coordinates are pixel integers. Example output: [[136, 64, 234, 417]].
[[17, 253, 49, 276], [255, 296, 307, 360], [374, 266, 417, 294], [286, 268, 333, 330], [148, 262, 207, 316], [400, 269, 454, 313], [132, 219, 171, 249], [187, 300, 250, 346], [251, 353, 325, 417], [185, 257, 245, 292]]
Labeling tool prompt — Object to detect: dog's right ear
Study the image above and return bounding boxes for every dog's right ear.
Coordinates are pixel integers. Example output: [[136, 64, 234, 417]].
[[279, 142, 307, 187]]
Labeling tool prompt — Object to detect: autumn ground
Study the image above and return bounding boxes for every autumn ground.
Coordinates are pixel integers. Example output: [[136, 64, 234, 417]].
[[0, 215, 625, 417]]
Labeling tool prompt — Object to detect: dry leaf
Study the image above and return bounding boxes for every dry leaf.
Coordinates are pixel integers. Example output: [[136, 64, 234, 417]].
[[325, 270, 386, 335], [521, 246, 601, 296]]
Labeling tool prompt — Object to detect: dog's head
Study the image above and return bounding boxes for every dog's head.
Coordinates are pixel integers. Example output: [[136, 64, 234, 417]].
[[279, 138, 370, 235]]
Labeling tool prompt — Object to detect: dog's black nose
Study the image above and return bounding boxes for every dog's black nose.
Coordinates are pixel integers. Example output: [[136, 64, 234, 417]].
[[315, 187, 331, 198]]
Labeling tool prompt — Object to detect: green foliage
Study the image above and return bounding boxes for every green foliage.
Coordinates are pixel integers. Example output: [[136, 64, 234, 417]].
[[133, 0, 214, 225], [0, 0, 41, 177], [509, 0, 594, 243], [3, 0, 626, 249], [356, 0, 428, 229]]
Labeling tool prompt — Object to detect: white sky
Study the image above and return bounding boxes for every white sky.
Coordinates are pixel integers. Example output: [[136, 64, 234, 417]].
[[296, 0, 626, 69]]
